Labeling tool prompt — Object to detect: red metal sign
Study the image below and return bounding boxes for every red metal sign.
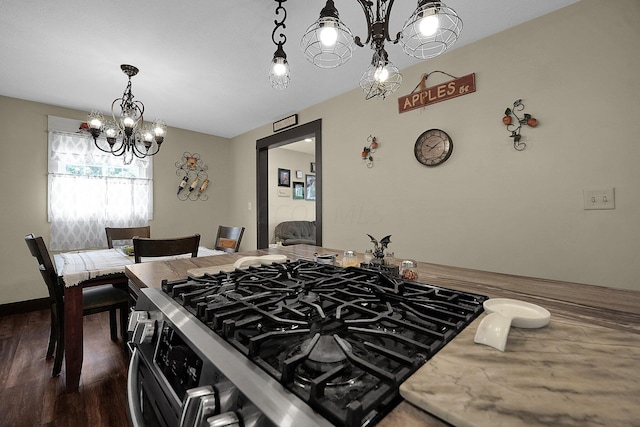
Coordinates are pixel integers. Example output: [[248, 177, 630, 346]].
[[398, 73, 476, 114]]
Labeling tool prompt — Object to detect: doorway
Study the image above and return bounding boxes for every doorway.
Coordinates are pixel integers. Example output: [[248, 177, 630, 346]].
[[256, 119, 322, 249]]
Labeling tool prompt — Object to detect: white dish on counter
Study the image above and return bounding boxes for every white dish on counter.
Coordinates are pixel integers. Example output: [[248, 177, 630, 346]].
[[483, 298, 550, 328], [187, 255, 288, 277], [232, 254, 288, 269], [474, 298, 550, 351]]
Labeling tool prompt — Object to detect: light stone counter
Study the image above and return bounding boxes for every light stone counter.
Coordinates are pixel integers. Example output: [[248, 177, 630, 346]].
[[126, 245, 640, 427], [400, 312, 640, 427]]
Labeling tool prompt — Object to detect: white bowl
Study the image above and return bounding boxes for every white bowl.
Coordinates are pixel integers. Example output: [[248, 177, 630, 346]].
[[483, 298, 550, 328], [474, 298, 550, 351], [473, 312, 512, 351]]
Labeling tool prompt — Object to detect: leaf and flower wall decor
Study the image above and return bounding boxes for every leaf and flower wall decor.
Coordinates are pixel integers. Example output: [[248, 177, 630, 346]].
[[502, 99, 538, 151]]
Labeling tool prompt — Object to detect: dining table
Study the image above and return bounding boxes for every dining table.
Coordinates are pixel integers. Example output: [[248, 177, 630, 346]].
[[55, 246, 224, 393]]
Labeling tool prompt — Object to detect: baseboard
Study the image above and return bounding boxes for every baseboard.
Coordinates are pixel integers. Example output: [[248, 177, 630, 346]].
[[0, 298, 50, 317]]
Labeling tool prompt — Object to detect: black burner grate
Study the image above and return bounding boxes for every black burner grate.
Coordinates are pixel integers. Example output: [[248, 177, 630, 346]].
[[162, 260, 487, 427]]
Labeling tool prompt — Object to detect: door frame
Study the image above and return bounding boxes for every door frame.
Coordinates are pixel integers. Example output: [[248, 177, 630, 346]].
[[256, 119, 322, 249]]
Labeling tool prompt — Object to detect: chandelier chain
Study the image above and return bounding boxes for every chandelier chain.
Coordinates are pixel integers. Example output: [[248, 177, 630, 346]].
[[271, 0, 287, 47], [269, 0, 290, 90]]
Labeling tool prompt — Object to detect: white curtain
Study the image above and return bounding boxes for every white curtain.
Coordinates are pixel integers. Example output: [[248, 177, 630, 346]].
[[48, 131, 153, 251]]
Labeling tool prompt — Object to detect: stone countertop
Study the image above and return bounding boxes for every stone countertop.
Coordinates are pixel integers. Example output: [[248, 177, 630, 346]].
[[400, 313, 640, 427], [125, 245, 640, 427]]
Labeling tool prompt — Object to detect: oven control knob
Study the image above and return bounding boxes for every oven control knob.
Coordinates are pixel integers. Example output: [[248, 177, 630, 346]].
[[180, 386, 217, 427], [131, 319, 155, 345], [127, 310, 149, 333], [215, 382, 239, 414], [206, 412, 240, 427]]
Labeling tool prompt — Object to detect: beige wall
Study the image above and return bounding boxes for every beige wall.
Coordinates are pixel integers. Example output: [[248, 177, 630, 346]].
[[1, 97, 231, 305], [3, 0, 639, 306], [229, 0, 640, 291]]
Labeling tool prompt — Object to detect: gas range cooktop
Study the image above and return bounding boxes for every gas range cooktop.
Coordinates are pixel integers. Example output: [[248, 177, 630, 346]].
[[161, 260, 487, 427]]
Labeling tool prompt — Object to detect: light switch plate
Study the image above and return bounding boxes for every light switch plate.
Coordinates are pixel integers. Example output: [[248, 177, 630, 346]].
[[583, 187, 615, 210]]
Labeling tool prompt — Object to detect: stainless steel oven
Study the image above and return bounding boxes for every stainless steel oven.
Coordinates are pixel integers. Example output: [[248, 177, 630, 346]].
[[127, 287, 331, 427], [127, 261, 486, 427], [128, 345, 179, 427]]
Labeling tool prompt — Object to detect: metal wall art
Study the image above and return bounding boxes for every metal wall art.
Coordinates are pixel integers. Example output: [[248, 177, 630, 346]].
[[361, 135, 379, 168], [176, 152, 209, 201], [502, 99, 538, 151]]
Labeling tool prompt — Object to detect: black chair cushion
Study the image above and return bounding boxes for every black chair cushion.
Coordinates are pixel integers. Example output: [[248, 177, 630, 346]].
[[81, 285, 128, 312]]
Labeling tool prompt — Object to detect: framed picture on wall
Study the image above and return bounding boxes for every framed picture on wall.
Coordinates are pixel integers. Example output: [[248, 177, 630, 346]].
[[305, 174, 316, 201], [278, 168, 291, 187], [293, 182, 304, 199], [296, 170, 303, 179], [310, 162, 316, 173]]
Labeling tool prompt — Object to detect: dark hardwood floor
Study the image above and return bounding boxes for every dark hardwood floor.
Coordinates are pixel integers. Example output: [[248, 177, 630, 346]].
[[0, 309, 130, 427]]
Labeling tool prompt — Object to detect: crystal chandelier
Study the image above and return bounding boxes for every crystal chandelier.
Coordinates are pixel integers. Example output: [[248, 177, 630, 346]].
[[87, 64, 166, 164], [270, 0, 462, 99]]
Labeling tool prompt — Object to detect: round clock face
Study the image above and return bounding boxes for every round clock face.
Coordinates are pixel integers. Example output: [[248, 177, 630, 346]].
[[414, 129, 453, 166]]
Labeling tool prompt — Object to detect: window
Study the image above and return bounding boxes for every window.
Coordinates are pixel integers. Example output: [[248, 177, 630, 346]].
[[48, 129, 153, 251]]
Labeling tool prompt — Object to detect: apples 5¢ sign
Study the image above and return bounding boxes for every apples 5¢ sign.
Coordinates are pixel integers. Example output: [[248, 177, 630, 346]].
[[398, 72, 476, 114]]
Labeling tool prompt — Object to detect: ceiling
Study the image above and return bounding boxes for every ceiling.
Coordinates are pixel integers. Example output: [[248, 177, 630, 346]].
[[283, 138, 316, 155], [0, 1, 579, 139]]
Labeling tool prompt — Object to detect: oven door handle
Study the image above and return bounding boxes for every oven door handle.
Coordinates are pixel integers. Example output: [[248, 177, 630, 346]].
[[127, 344, 145, 427]]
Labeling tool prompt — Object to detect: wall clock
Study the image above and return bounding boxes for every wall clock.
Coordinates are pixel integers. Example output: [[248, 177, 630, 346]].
[[414, 129, 453, 166]]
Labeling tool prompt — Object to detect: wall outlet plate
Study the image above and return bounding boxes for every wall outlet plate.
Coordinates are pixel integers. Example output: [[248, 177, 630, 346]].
[[583, 187, 615, 210]]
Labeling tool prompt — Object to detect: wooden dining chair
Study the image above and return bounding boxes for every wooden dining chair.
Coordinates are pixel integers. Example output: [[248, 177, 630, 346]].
[[105, 226, 151, 248], [132, 234, 201, 263], [214, 226, 245, 253], [24, 234, 129, 377]]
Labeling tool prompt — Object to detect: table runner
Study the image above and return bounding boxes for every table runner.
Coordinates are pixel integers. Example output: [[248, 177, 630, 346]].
[[58, 248, 132, 287], [58, 247, 225, 287]]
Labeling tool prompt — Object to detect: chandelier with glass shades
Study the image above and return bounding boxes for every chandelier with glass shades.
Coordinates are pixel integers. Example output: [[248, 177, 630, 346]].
[[87, 64, 166, 164], [269, 0, 462, 99]]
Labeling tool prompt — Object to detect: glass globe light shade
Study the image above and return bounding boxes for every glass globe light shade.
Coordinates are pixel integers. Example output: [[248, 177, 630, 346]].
[[152, 119, 166, 144], [153, 122, 165, 137], [122, 115, 135, 129], [104, 121, 118, 138], [141, 126, 154, 149], [269, 56, 290, 90], [273, 61, 287, 76], [87, 110, 104, 130]]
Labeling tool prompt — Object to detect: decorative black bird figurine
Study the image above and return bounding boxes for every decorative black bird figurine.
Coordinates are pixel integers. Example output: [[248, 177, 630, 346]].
[[367, 234, 392, 262]]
